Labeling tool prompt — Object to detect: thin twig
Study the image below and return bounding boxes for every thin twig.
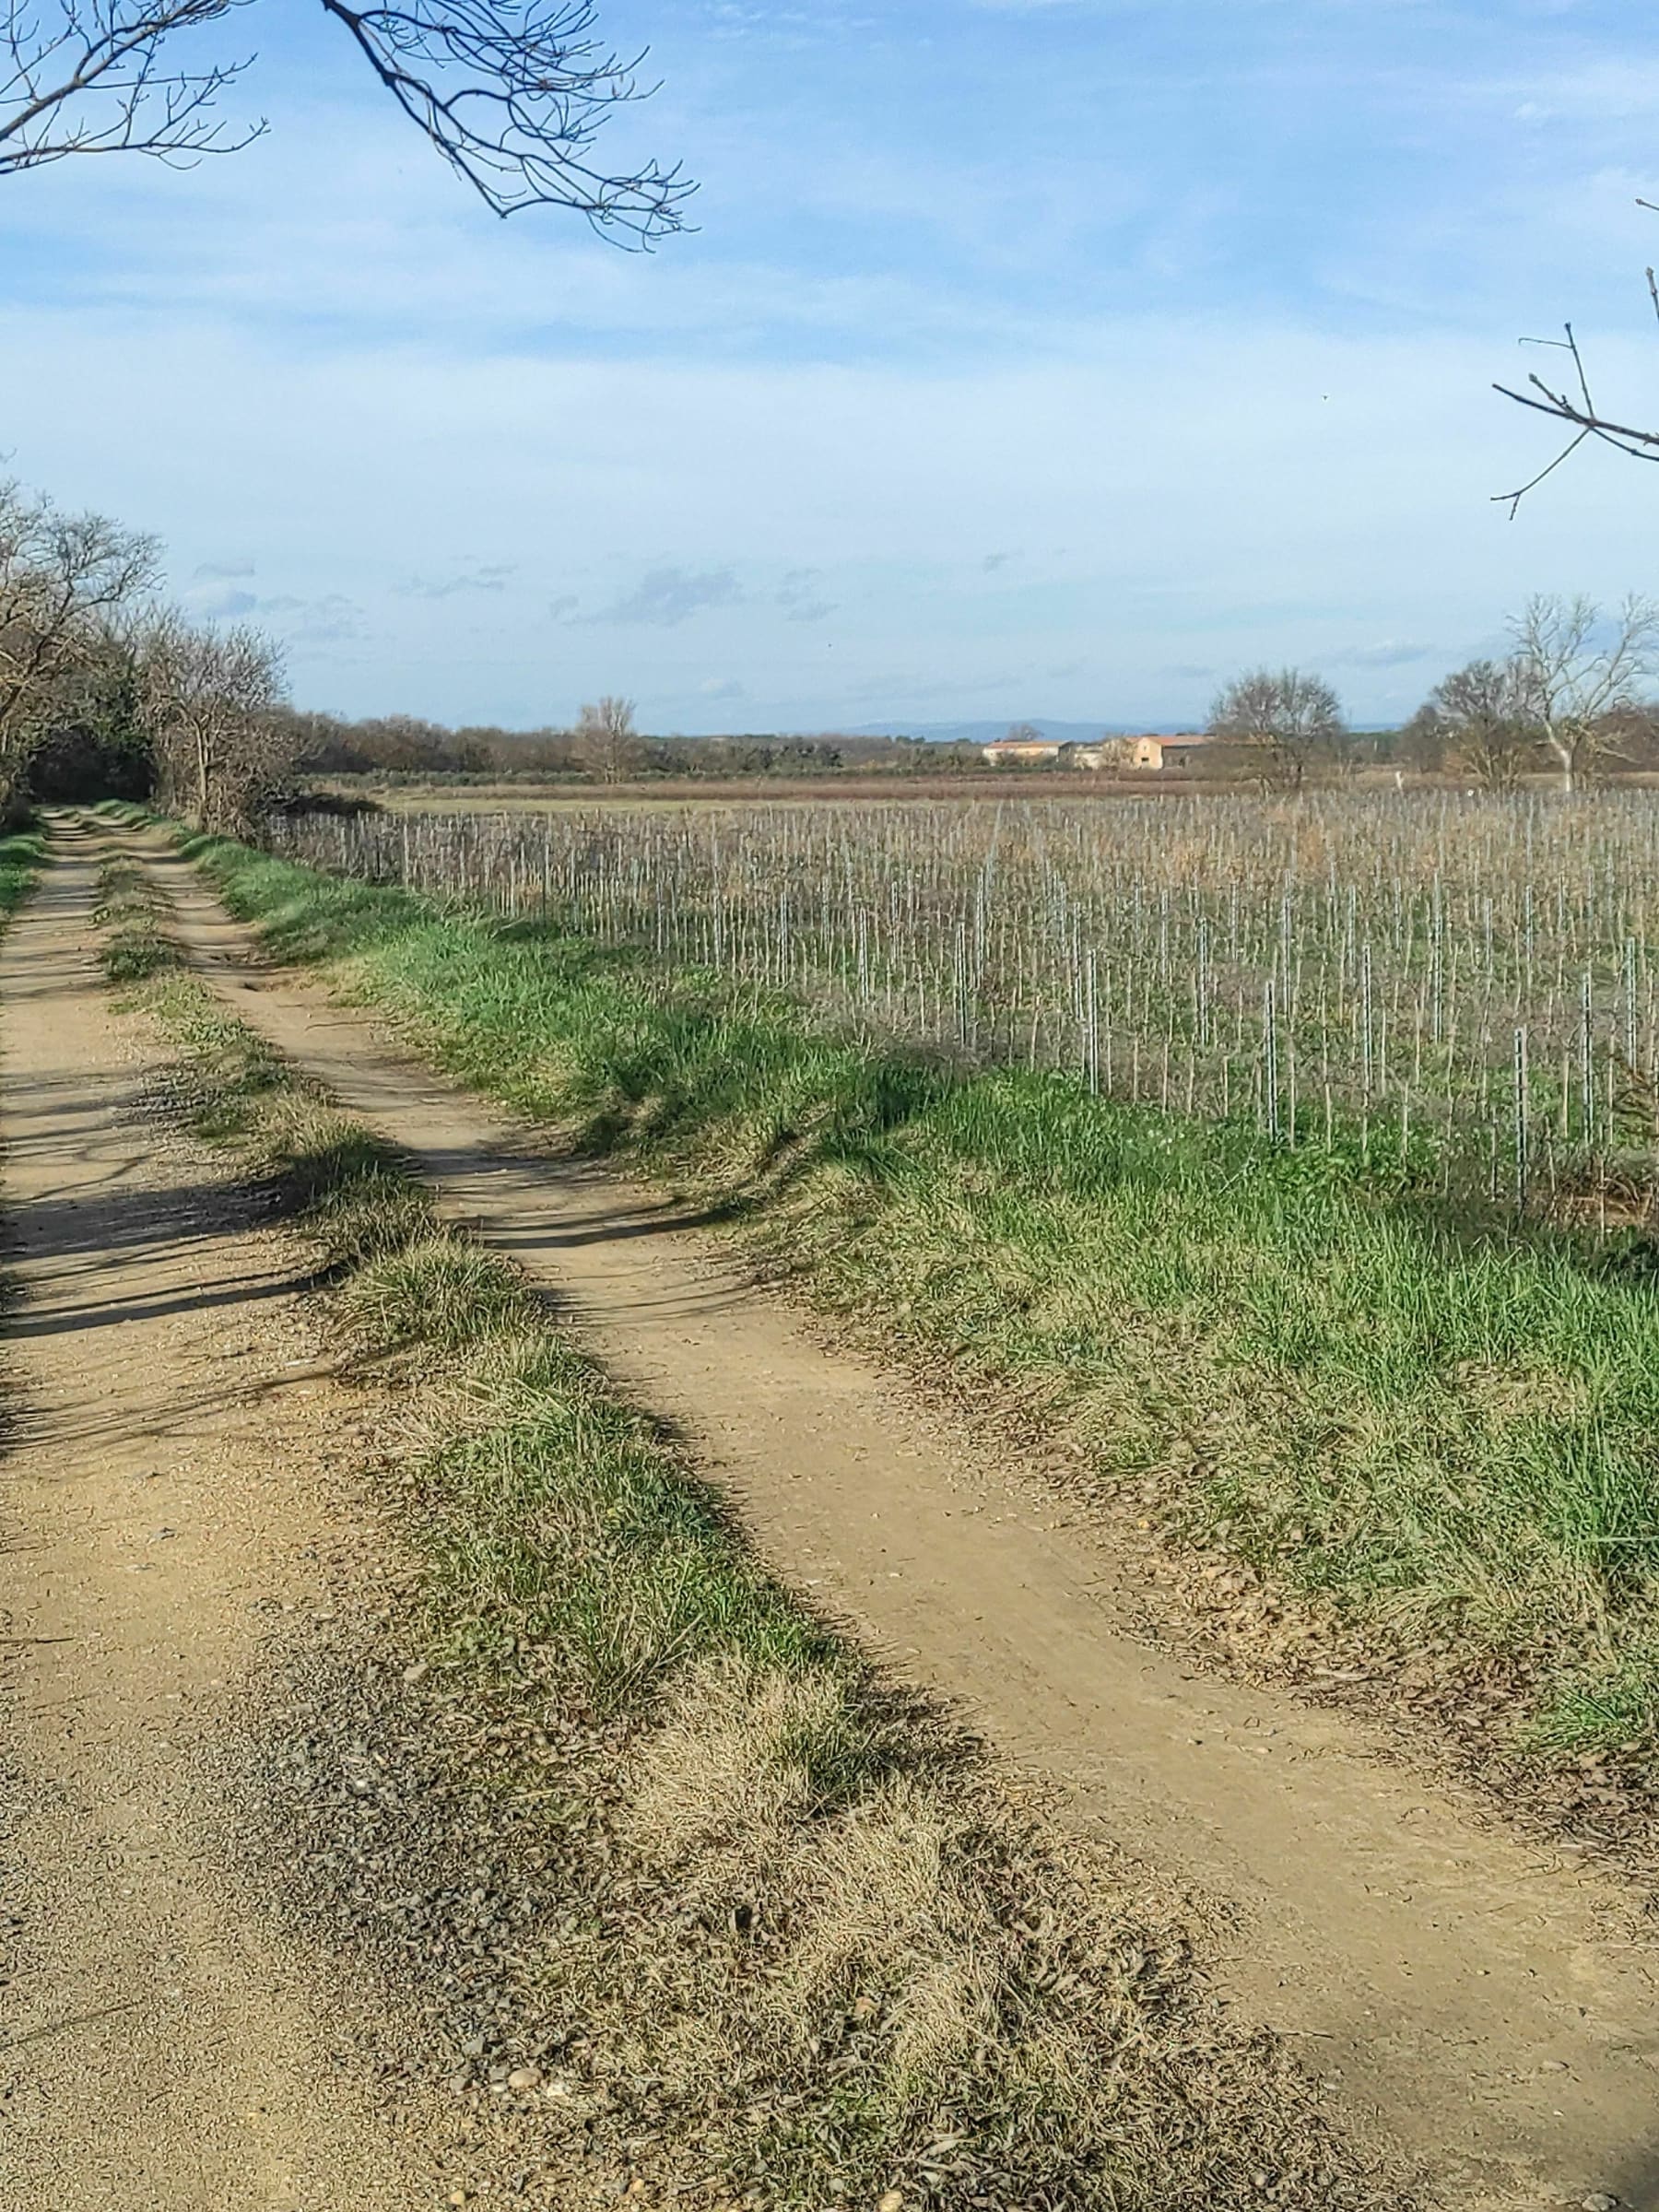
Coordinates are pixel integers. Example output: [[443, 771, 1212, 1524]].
[[0, 1997, 144, 2053]]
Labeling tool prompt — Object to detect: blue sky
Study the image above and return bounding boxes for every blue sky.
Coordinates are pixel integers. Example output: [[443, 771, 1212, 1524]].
[[5, 0, 1659, 731]]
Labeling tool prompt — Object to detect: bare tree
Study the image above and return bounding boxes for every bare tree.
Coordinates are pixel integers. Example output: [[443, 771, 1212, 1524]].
[[0, 479, 157, 811], [1207, 667, 1345, 791], [573, 693, 642, 782], [1, 0, 691, 239], [137, 612, 290, 830], [1508, 593, 1659, 794], [1419, 658, 1539, 793]]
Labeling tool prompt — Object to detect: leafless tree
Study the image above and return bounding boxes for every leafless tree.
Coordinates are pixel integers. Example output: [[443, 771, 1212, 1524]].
[[1207, 666, 1346, 791], [573, 692, 642, 782], [1, 0, 691, 239], [0, 479, 157, 811], [1508, 593, 1659, 793], [137, 612, 290, 830], [1418, 658, 1539, 793]]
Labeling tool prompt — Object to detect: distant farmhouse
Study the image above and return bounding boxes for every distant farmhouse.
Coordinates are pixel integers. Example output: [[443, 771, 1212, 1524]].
[[1130, 733, 1215, 771], [980, 730, 1219, 772], [982, 733, 1074, 768]]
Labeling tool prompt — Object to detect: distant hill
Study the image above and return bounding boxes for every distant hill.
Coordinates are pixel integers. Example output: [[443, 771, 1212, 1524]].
[[843, 719, 1191, 745]]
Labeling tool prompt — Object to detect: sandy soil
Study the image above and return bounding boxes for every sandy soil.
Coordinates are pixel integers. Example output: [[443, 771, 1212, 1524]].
[[0, 836, 442, 2205], [108, 817, 1659, 2212]]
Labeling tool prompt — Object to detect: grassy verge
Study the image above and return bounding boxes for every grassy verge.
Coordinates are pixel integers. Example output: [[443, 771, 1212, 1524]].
[[159, 827, 1659, 1771], [0, 827, 45, 937], [108, 940, 1394, 2212]]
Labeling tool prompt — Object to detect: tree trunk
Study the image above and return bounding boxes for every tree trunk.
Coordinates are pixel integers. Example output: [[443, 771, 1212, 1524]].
[[1546, 728, 1574, 795]]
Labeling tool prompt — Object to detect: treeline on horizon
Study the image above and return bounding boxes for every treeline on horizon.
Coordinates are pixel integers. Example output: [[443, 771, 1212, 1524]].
[[276, 704, 1659, 787], [279, 711, 956, 782]]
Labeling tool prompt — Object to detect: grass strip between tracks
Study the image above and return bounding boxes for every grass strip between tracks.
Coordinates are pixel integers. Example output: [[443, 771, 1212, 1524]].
[[128, 814, 1659, 1772], [100, 923, 1394, 2212]]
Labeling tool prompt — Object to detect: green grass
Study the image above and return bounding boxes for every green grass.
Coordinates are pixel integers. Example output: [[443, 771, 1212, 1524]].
[[169, 829, 1659, 1764], [112, 952, 1389, 2212], [93, 855, 182, 982], [0, 828, 43, 924]]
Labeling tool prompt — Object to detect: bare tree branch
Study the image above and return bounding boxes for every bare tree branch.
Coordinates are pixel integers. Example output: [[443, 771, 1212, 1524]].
[[0, 0, 693, 237], [0, 0, 263, 169], [317, 0, 691, 237], [1496, 262, 1659, 509]]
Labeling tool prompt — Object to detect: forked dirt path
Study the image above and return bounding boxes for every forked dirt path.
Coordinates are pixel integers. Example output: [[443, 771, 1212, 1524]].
[[113, 817, 1659, 2212], [0, 836, 438, 2204]]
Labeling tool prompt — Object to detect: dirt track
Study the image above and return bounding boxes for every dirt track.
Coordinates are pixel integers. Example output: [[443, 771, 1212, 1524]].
[[4, 818, 1659, 2211], [0, 832, 437, 2206], [100, 817, 1659, 2211]]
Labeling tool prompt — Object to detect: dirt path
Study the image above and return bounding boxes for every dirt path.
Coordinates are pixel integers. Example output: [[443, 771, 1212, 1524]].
[[112, 818, 1659, 2212], [0, 835, 443, 2205]]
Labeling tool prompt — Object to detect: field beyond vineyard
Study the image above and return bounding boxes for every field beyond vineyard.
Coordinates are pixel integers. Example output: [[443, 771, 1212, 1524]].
[[225, 792, 1659, 1770]]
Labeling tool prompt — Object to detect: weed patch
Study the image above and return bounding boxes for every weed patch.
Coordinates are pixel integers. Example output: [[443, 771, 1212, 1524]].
[[94, 855, 182, 983]]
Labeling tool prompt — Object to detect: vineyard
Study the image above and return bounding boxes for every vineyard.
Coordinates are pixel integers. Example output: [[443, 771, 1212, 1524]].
[[278, 791, 1659, 1226]]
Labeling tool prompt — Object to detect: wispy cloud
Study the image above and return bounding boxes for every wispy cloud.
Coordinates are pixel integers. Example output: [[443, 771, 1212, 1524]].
[[257, 592, 366, 643], [596, 566, 745, 627], [1332, 640, 1435, 668], [777, 567, 836, 622], [396, 560, 516, 599], [188, 585, 259, 619]]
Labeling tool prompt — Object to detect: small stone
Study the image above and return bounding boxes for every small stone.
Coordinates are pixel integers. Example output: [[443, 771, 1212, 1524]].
[[507, 2065, 541, 2091], [1582, 2195, 1619, 2212], [879, 2194, 904, 2212]]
